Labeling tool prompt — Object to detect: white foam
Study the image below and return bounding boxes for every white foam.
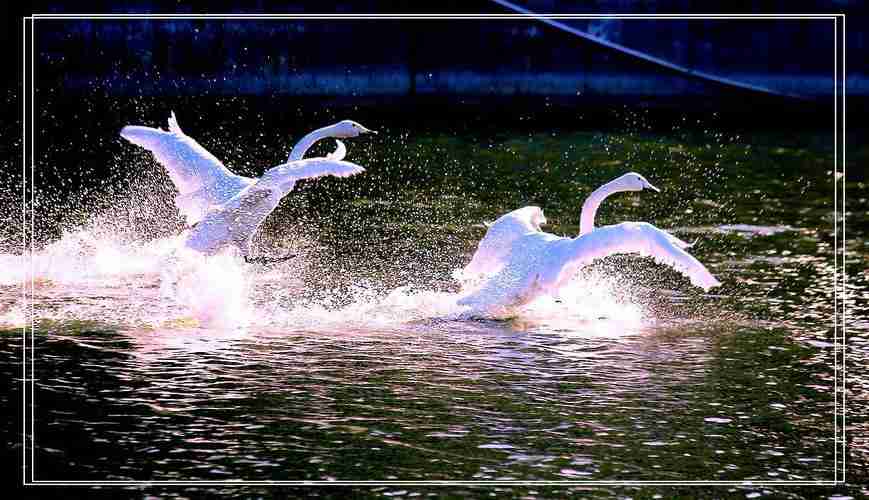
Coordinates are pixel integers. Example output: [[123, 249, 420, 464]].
[[0, 222, 648, 333]]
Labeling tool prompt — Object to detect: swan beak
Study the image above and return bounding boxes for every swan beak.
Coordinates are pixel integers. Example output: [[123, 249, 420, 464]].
[[644, 181, 661, 193], [360, 127, 378, 135]]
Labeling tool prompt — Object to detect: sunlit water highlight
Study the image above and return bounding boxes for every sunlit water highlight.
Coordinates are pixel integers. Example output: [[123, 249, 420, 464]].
[[1, 222, 647, 331]]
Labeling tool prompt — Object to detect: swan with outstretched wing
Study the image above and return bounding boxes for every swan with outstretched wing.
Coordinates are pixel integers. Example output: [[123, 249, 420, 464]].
[[120, 112, 374, 225], [458, 173, 720, 317], [458, 172, 667, 282]]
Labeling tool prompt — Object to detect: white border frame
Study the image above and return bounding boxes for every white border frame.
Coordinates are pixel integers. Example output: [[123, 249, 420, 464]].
[[21, 12, 847, 488]]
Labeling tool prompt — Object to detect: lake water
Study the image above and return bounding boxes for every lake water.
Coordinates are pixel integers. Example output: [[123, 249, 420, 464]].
[[1, 98, 865, 498]]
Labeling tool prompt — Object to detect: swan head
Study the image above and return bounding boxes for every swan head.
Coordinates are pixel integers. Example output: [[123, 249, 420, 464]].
[[612, 172, 660, 193], [331, 120, 377, 138]]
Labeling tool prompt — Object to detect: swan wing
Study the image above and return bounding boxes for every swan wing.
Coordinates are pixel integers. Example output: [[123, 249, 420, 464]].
[[184, 159, 363, 256], [553, 222, 721, 291], [283, 157, 365, 180], [222, 156, 363, 250], [461, 206, 545, 280], [120, 112, 254, 224], [120, 112, 235, 194], [257, 158, 365, 190], [666, 232, 693, 249]]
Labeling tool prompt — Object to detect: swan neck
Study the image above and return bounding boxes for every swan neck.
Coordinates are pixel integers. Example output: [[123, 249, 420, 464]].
[[579, 182, 616, 236], [288, 125, 334, 161]]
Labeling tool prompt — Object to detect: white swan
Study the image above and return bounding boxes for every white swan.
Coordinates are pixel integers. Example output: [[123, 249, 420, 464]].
[[184, 157, 365, 259], [120, 112, 374, 225], [459, 172, 662, 282], [458, 180, 721, 317]]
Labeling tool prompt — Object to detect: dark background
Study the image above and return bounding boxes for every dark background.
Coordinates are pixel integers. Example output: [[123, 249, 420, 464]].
[[2, 4, 864, 495], [4, 1, 863, 244], [4, 1, 867, 103]]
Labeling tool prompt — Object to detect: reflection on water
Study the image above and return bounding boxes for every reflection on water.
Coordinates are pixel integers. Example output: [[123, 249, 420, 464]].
[[0, 112, 865, 498], [4, 320, 838, 483]]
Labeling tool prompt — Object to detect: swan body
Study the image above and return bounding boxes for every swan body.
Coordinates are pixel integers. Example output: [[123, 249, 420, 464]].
[[458, 172, 662, 282], [458, 215, 721, 316], [458, 172, 720, 316], [120, 113, 372, 225], [184, 157, 365, 257]]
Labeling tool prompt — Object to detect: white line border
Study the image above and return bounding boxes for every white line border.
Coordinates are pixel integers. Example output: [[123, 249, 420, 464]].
[[28, 14, 850, 19], [833, 13, 838, 485], [836, 15, 848, 483], [21, 12, 847, 487], [21, 14, 29, 489]]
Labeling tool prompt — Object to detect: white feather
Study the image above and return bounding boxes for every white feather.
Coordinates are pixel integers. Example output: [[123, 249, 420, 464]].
[[120, 112, 254, 225], [121, 114, 370, 226], [460, 172, 660, 283], [184, 158, 366, 256], [460, 206, 545, 280], [459, 217, 720, 316], [326, 140, 347, 161]]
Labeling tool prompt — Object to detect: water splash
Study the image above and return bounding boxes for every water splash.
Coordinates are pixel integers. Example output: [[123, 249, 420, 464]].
[[2, 122, 710, 333], [1, 215, 652, 333], [166, 249, 252, 328], [511, 269, 646, 329]]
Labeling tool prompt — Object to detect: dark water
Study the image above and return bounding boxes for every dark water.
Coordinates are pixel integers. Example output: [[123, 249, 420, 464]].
[[1, 97, 865, 498]]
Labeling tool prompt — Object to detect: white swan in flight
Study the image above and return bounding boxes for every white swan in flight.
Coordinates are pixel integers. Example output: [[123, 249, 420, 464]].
[[459, 172, 664, 281], [120, 112, 375, 225], [184, 157, 365, 260], [458, 178, 720, 317]]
